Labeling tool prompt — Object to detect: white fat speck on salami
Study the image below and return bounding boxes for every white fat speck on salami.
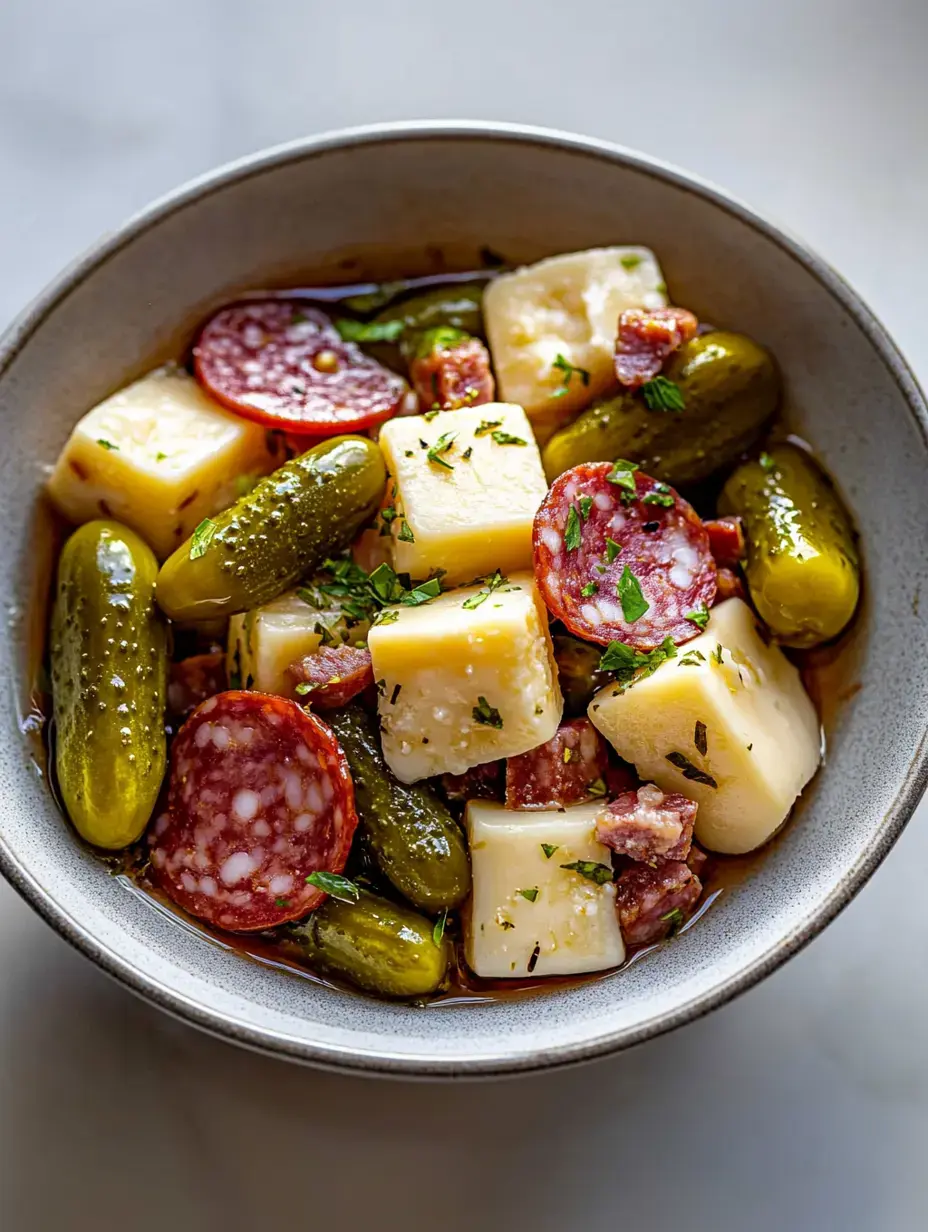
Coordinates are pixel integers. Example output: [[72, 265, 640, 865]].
[[532, 462, 716, 649], [149, 690, 357, 931]]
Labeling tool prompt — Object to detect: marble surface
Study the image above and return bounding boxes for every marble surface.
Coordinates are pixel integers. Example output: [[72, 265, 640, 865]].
[[2, 1, 927, 1227]]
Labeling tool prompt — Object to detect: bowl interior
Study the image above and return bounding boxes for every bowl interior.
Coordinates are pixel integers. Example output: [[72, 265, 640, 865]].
[[1, 126, 926, 1075]]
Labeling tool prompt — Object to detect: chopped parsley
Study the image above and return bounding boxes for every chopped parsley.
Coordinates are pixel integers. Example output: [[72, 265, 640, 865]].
[[641, 376, 686, 412], [759, 451, 775, 472], [600, 637, 676, 689], [401, 577, 442, 606], [580, 581, 598, 597], [472, 696, 503, 728], [661, 907, 684, 935], [189, 518, 217, 560], [605, 537, 622, 564], [294, 682, 314, 696], [642, 489, 675, 508], [551, 353, 591, 398], [372, 609, 398, 625], [334, 317, 405, 343], [685, 604, 710, 630], [713, 642, 724, 665], [563, 747, 573, 764], [527, 944, 541, 973], [397, 519, 416, 542], [560, 860, 614, 886], [540, 843, 559, 859], [606, 458, 639, 501], [275, 897, 291, 908], [517, 887, 539, 903], [588, 777, 607, 798], [578, 495, 593, 520], [432, 909, 448, 948], [617, 566, 649, 623], [306, 871, 360, 902], [499, 919, 516, 931], [462, 446, 473, 460], [665, 751, 718, 788], [620, 253, 643, 271], [679, 649, 706, 667], [155, 451, 168, 461], [462, 570, 507, 610], [96, 438, 118, 450], [491, 430, 527, 446], [426, 431, 457, 470], [694, 720, 708, 757], [565, 505, 582, 552], [474, 418, 503, 436]]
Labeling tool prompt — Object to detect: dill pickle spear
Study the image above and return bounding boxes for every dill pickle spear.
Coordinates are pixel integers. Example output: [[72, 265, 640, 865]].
[[51, 521, 167, 849], [542, 331, 779, 485], [285, 890, 451, 999], [156, 436, 386, 622], [719, 443, 860, 648], [327, 704, 471, 912]]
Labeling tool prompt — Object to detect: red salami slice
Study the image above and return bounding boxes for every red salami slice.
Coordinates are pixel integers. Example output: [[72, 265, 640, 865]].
[[149, 691, 358, 931], [409, 335, 495, 411], [505, 718, 608, 809], [193, 300, 407, 435], [533, 463, 717, 650], [595, 783, 696, 863], [287, 644, 374, 710], [704, 516, 745, 568], [614, 860, 702, 946], [615, 307, 699, 388]]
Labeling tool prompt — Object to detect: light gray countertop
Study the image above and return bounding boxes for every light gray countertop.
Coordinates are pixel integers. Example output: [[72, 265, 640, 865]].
[[2, 1, 927, 1228]]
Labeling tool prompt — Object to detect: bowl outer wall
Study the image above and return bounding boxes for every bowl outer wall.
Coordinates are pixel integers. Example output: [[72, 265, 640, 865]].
[[0, 121, 926, 1078]]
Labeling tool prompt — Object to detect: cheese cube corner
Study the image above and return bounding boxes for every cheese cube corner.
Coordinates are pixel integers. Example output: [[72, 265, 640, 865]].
[[465, 801, 625, 979], [588, 598, 822, 854], [369, 571, 563, 782], [377, 402, 547, 585], [47, 367, 278, 559], [483, 246, 668, 420]]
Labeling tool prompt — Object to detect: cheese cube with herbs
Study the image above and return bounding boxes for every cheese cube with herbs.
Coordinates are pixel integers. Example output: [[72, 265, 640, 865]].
[[369, 571, 562, 783], [377, 402, 548, 586], [588, 598, 821, 854], [47, 366, 278, 559], [465, 801, 625, 979], [483, 246, 668, 422], [227, 584, 370, 699]]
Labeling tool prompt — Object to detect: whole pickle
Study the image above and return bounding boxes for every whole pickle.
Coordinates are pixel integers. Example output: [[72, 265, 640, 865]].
[[327, 704, 471, 912], [719, 443, 860, 647], [542, 331, 779, 486], [51, 521, 167, 849], [156, 436, 386, 622], [374, 282, 486, 360], [285, 890, 452, 999]]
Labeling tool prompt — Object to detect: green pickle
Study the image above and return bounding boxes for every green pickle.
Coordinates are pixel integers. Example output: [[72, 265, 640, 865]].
[[327, 704, 471, 912], [51, 521, 167, 849], [285, 891, 452, 999], [719, 443, 860, 648], [374, 282, 485, 360], [542, 331, 779, 486], [156, 436, 386, 622]]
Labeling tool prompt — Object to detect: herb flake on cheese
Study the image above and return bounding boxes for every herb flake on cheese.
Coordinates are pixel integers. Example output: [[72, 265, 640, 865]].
[[472, 696, 503, 728]]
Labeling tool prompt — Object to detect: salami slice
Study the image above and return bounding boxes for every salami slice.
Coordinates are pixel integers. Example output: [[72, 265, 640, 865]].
[[288, 644, 374, 710], [704, 516, 745, 568], [533, 462, 717, 650], [149, 691, 358, 931], [615, 307, 698, 388], [409, 335, 495, 412], [193, 300, 407, 435], [505, 718, 608, 810], [614, 860, 702, 946], [595, 783, 696, 864]]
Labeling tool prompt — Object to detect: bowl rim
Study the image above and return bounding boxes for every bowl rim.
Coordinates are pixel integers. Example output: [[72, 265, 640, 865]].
[[2, 119, 927, 1079]]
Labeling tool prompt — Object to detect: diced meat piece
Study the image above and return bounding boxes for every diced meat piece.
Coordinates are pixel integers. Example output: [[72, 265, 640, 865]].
[[686, 844, 709, 878], [704, 516, 745, 568], [441, 761, 504, 802], [505, 718, 609, 809], [167, 652, 227, 719], [533, 462, 717, 650], [615, 307, 699, 388], [614, 860, 702, 946], [715, 566, 746, 602], [410, 334, 495, 412], [595, 782, 696, 863], [288, 644, 374, 710]]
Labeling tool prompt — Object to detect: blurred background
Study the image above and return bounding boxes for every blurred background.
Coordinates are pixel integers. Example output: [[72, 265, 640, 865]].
[[2, 1, 927, 1228]]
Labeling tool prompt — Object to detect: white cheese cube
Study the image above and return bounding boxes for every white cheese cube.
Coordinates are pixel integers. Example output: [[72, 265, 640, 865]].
[[465, 801, 625, 979], [369, 571, 562, 783], [47, 367, 277, 559], [377, 402, 547, 586], [227, 587, 368, 698], [588, 598, 822, 854], [483, 246, 668, 422]]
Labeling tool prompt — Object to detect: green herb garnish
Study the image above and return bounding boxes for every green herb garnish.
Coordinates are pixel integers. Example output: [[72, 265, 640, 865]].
[[685, 604, 710, 630], [588, 777, 607, 798], [617, 566, 649, 623], [306, 871, 360, 902], [605, 537, 622, 564], [759, 451, 775, 472], [641, 376, 686, 412], [155, 450, 168, 461], [665, 751, 718, 788], [620, 253, 642, 271], [432, 909, 448, 947], [472, 696, 503, 728], [189, 518, 217, 560], [491, 430, 527, 446], [517, 887, 539, 903], [694, 720, 708, 757], [397, 519, 416, 542], [426, 431, 457, 470], [541, 843, 559, 859], [474, 418, 503, 436], [334, 318, 405, 344], [679, 649, 706, 666], [400, 577, 442, 606], [96, 438, 118, 450], [560, 860, 614, 886], [462, 571, 507, 610], [600, 637, 676, 689], [565, 505, 582, 552], [606, 458, 639, 500], [552, 353, 591, 398], [642, 490, 675, 508], [578, 495, 593, 520], [580, 581, 598, 597]]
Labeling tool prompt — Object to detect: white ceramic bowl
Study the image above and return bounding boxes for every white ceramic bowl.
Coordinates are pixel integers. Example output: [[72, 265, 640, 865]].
[[2, 122, 926, 1077]]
